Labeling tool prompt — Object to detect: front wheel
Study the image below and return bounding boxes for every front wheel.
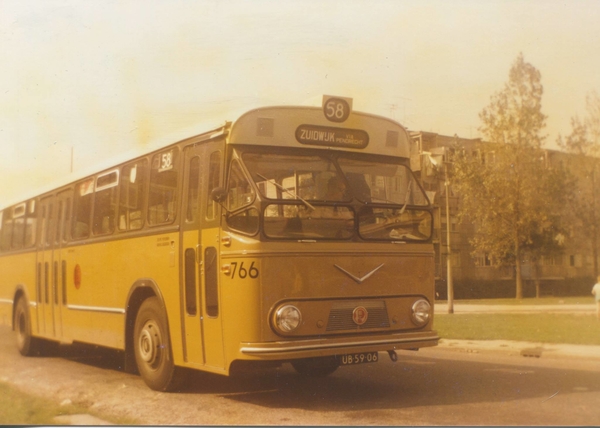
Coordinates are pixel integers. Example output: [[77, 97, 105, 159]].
[[133, 297, 183, 391], [291, 356, 340, 377]]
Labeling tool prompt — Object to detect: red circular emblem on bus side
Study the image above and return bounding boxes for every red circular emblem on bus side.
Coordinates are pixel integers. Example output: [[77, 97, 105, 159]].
[[352, 306, 368, 326]]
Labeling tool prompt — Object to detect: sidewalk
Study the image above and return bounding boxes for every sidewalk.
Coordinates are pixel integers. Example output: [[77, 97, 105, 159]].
[[433, 303, 600, 361], [436, 338, 600, 361]]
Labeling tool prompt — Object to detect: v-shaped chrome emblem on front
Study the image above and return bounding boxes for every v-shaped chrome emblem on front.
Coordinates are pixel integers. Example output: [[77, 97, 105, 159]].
[[334, 263, 385, 284]]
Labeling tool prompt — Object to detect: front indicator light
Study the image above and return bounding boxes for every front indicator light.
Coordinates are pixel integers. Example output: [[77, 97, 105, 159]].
[[275, 305, 302, 333], [411, 299, 431, 326]]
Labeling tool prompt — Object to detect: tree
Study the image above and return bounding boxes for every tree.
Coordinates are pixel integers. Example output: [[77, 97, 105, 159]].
[[452, 53, 567, 298], [521, 167, 571, 297], [558, 91, 600, 278]]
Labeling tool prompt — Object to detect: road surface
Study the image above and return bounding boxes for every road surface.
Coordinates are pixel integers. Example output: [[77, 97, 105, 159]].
[[1, 325, 599, 425]]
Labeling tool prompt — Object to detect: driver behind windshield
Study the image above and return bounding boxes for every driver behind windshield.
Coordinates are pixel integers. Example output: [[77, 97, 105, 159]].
[[324, 176, 347, 201]]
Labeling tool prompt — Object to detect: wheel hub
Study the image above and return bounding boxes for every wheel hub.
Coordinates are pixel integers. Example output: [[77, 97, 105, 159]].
[[138, 321, 161, 367]]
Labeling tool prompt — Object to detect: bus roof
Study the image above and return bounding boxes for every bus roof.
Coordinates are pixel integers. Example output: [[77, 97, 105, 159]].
[[2, 101, 411, 210], [1, 119, 229, 210], [229, 105, 411, 158]]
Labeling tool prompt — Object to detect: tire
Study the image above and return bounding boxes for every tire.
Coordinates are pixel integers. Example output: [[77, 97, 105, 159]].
[[291, 356, 340, 377], [133, 297, 183, 391], [14, 297, 38, 356]]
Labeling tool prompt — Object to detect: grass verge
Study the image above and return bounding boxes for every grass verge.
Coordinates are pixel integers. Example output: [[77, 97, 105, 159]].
[[0, 382, 65, 425], [434, 313, 600, 346], [0, 381, 136, 425]]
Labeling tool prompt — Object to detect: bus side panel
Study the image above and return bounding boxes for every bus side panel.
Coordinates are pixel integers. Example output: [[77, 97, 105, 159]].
[[62, 232, 182, 355], [0, 252, 38, 330]]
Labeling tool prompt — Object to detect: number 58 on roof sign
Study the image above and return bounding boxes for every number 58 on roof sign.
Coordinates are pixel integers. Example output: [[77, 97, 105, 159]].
[[322, 95, 353, 123]]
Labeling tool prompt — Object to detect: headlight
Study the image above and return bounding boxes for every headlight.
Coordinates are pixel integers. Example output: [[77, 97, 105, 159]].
[[275, 305, 302, 333], [411, 299, 431, 326]]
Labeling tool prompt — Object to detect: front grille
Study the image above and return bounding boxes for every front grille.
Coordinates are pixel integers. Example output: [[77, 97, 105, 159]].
[[326, 300, 390, 331]]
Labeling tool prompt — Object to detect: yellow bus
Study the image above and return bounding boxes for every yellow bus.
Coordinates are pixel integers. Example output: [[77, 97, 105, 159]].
[[0, 96, 438, 391]]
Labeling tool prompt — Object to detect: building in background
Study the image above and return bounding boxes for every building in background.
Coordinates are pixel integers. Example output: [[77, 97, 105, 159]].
[[409, 131, 595, 299]]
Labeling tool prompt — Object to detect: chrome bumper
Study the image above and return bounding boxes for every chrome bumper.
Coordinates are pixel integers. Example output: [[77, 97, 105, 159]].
[[240, 331, 439, 357]]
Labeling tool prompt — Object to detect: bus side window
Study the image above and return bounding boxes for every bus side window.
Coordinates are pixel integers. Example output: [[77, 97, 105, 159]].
[[93, 170, 118, 236], [148, 150, 179, 226], [0, 211, 3, 253], [62, 198, 70, 243], [0, 210, 12, 252], [225, 160, 258, 235], [55, 201, 63, 244], [119, 160, 147, 231], [11, 203, 26, 250], [186, 157, 201, 223], [25, 200, 37, 248], [226, 160, 254, 211], [206, 151, 221, 221], [45, 203, 54, 248], [72, 178, 93, 239], [38, 205, 46, 248]]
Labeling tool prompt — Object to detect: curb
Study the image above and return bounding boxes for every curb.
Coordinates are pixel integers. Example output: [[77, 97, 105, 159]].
[[53, 414, 113, 425], [434, 304, 597, 314], [436, 338, 600, 361]]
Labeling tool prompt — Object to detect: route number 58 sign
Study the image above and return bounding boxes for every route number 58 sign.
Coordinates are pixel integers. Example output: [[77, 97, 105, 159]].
[[322, 95, 353, 123]]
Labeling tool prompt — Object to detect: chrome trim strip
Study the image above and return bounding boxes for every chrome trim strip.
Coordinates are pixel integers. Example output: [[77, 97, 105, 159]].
[[0, 299, 37, 308], [67, 304, 125, 314], [241, 335, 439, 354]]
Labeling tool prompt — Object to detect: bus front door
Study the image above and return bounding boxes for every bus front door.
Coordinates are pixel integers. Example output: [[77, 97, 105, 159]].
[[180, 146, 205, 367], [180, 141, 225, 371]]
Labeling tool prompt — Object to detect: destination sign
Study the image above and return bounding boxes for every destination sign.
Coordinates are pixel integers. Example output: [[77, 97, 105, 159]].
[[295, 124, 369, 149]]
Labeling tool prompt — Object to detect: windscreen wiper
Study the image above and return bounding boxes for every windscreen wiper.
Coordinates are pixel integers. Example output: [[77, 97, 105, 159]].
[[399, 180, 413, 214], [256, 173, 315, 211]]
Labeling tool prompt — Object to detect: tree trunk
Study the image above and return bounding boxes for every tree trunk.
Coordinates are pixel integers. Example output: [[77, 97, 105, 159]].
[[515, 258, 523, 299], [534, 262, 541, 298], [593, 167, 599, 278], [515, 235, 523, 299]]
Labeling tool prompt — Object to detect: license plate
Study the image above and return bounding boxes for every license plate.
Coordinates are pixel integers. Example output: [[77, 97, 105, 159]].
[[340, 352, 379, 365]]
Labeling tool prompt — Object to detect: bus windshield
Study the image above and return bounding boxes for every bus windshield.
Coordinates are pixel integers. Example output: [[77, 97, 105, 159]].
[[227, 149, 432, 241]]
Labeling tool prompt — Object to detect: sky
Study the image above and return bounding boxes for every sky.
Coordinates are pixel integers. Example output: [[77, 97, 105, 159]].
[[1, 0, 600, 207]]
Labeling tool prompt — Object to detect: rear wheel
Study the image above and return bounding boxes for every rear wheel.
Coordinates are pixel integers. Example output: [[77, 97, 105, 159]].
[[133, 297, 183, 391], [291, 356, 340, 377], [14, 297, 38, 356]]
